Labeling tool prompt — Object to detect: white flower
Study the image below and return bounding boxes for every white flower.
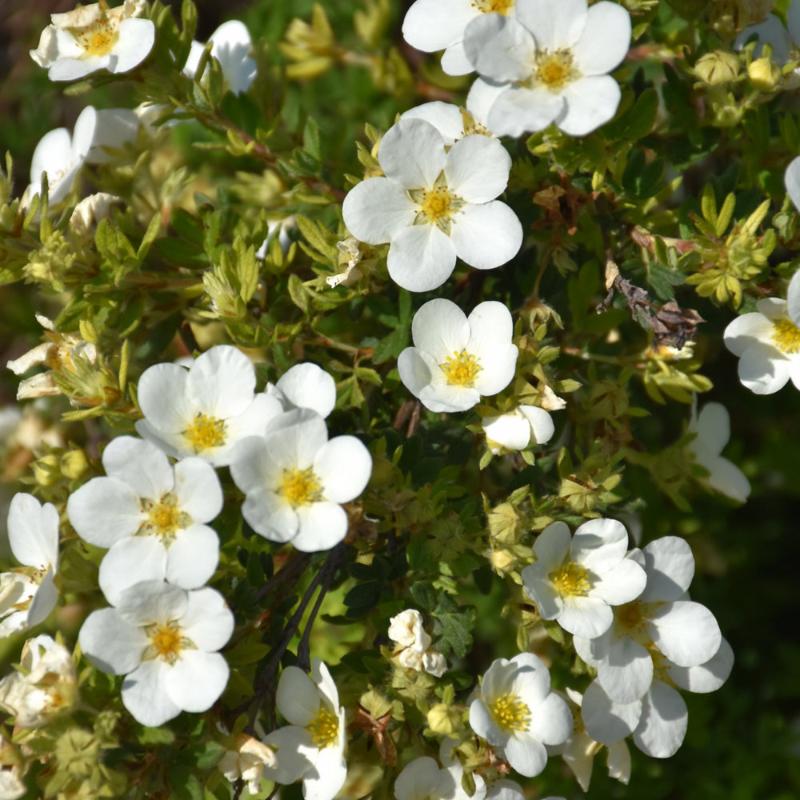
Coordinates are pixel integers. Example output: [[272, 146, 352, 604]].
[[463, 0, 631, 137], [573, 537, 723, 704], [688, 402, 750, 503], [70, 192, 122, 235], [30, 0, 155, 82], [266, 362, 337, 420], [398, 299, 518, 413], [482, 404, 555, 453], [135, 345, 283, 466], [469, 653, 571, 777], [736, 0, 800, 63], [787, 155, 800, 213], [580, 637, 733, 758], [388, 609, 448, 677], [395, 755, 486, 800], [79, 578, 233, 726], [399, 88, 497, 143], [0, 635, 77, 727], [521, 519, 647, 639], [0, 494, 59, 639], [184, 20, 257, 95], [220, 735, 276, 795], [402, 0, 517, 76], [0, 736, 25, 800], [231, 413, 372, 552], [67, 436, 223, 603], [342, 119, 522, 292], [723, 270, 800, 394], [264, 660, 347, 800]]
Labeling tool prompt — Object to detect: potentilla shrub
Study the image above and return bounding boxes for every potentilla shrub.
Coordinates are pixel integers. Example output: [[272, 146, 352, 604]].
[[0, 0, 796, 796]]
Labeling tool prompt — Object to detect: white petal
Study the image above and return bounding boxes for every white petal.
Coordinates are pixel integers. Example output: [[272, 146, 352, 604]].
[[402, 0, 477, 53], [67, 477, 141, 549], [312, 659, 340, 709], [291, 502, 349, 552], [483, 411, 532, 451], [138, 363, 192, 433], [315, 436, 372, 503], [173, 457, 223, 522], [648, 600, 721, 668], [516, 0, 588, 50], [401, 102, 465, 145], [640, 536, 694, 602], [230, 436, 280, 494], [571, 2, 631, 76], [557, 595, 613, 638], [451, 202, 523, 270], [487, 88, 564, 138], [412, 298, 471, 360], [165, 650, 229, 712], [606, 739, 631, 785], [519, 406, 555, 445], [738, 342, 791, 394], [503, 732, 547, 778], [441, 41, 476, 76], [100, 537, 168, 606], [379, 119, 447, 190], [521, 566, 563, 619], [788, 270, 800, 326], [466, 78, 507, 130], [49, 56, 110, 82], [788, 157, 800, 214], [470, 698, 504, 745], [591, 558, 646, 605], [581, 679, 641, 744], [277, 363, 337, 419], [571, 517, 629, 573], [166, 525, 220, 589], [7, 493, 59, 569], [464, 16, 535, 84], [242, 489, 299, 543], [180, 587, 234, 651], [668, 637, 734, 694], [557, 75, 622, 136], [342, 178, 416, 245], [723, 312, 774, 355], [116, 580, 188, 627], [701, 456, 751, 503], [263, 726, 314, 783], [632, 682, 688, 759], [83, 108, 140, 164], [101, 436, 173, 500], [209, 19, 257, 94], [395, 757, 441, 800], [388, 224, 457, 292], [596, 635, 653, 703], [276, 666, 320, 725], [301, 745, 347, 800], [79, 608, 147, 675], [110, 18, 155, 73], [30, 128, 72, 184], [527, 692, 572, 746], [122, 659, 181, 726], [188, 346, 256, 419], [27, 569, 58, 628], [533, 521, 572, 568], [445, 135, 511, 202], [693, 402, 730, 455]]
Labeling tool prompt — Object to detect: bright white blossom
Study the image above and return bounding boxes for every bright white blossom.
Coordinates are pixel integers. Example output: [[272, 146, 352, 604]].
[[786, 155, 800, 213], [388, 609, 448, 677], [343, 119, 522, 292], [402, 0, 517, 76], [688, 402, 750, 503], [220, 735, 276, 796], [482, 404, 555, 453], [264, 660, 347, 800], [135, 345, 282, 466], [232, 413, 371, 552], [394, 755, 486, 800], [0, 635, 77, 727], [30, 0, 155, 82], [723, 270, 800, 394], [0, 494, 59, 639], [469, 653, 571, 777], [398, 299, 518, 413], [67, 436, 223, 603], [266, 362, 337, 420], [184, 20, 257, 95], [79, 578, 234, 726], [521, 519, 647, 638], [573, 537, 723, 705], [463, 0, 631, 137]]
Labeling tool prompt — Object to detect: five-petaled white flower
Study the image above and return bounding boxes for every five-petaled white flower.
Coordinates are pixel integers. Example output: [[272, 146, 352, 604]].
[[521, 519, 647, 638], [463, 0, 631, 137], [398, 299, 518, 413], [67, 436, 223, 603], [394, 754, 486, 800], [482, 404, 555, 454], [231, 413, 372, 552], [723, 270, 800, 394], [30, 0, 155, 82], [184, 20, 257, 95], [264, 660, 347, 800], [573, 537, 723, 705], [580, 637, 733, 758], [688, 402, 750, 503], [135, 345, 281, 466], [79, 578, 234, 726], [469, 653, 571, 777], [402, 0, 517, 76], [342, 119, 522, 292], [266, 362, 337, 420], [0, 494, 59, 639]]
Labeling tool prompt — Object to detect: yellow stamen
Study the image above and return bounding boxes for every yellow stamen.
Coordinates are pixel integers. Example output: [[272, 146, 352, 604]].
[[420, 187, 456, 224], [489, 693, 530, 732], [535, 50, 577, 91], [184, 414, 227, 452], [772, 318, 800, 354], [549, 562, 590, 597], [279, 467, 322, 507], [73, 13, 119, 58], [149, 623, 184, 662], [143, 494, 186, 540], [474, 0, 515, 13], [307, 707, 340, 748], [440, 350, 481, 387]]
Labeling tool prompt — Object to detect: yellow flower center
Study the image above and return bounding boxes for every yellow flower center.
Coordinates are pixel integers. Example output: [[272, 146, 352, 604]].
[[279, 467, 322, 507], [420, 187, 456, 224], [549, 562, 590, 597], [306, 707, 340, 748], [184, 413, 227, 452], [73, 18, 119, 58], [535, 50, 577, 91], [440, 350, 481, 387], [772, 318, 800, 354], [147, 622, 185, 663], [473, 0, 515, 13], [142, 494, 187, 541], [489, 693, 530, 732]]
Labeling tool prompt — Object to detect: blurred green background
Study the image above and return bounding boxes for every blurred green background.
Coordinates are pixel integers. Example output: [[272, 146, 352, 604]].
[[0, 2, 799, 798]]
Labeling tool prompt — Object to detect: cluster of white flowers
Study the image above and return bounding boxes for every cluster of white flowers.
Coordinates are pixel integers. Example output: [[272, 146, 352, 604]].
[[388, 609, 447, 677]]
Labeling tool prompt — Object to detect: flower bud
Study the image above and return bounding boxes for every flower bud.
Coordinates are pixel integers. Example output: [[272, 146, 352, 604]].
[[748, 56, 781, 90], [694, 51, 740, 85], [427, 703, 461, 736]]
